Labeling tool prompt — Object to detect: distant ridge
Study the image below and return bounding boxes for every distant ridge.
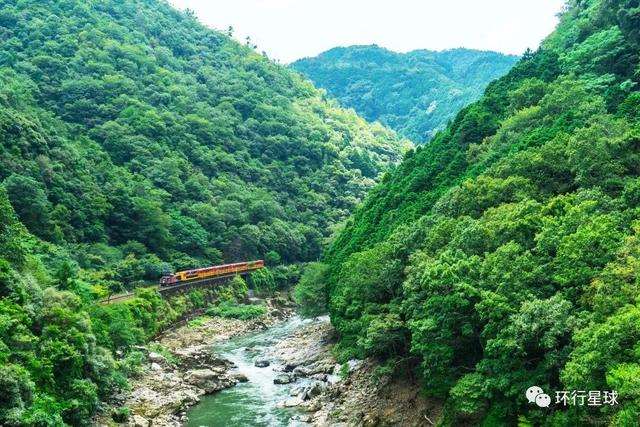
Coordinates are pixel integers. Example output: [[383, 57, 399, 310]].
[[292, 45, 519, 142]]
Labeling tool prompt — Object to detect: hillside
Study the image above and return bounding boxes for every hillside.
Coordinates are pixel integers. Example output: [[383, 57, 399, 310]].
[[0, 0, 407, 276], [322, 0, 640, 425], [292, 45, 518, 142], [0, 0, 407, 423]]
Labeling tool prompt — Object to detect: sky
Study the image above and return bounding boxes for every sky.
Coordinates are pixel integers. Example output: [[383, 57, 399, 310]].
[[168, 0, 566, 63]]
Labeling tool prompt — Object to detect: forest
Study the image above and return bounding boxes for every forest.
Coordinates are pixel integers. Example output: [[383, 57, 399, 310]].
[[0, 0, 407, 278], [292, 45, 518, 142], [3, 0, 640, 425], [0, 0, 408, 424], [320, 0, 640, 425]]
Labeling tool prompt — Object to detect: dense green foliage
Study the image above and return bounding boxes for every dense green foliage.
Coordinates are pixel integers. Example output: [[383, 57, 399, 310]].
[[326, 0, 640, 424], [0, 186, 217, 424], [205, 275, 267, 320], [206, 302, 267, 321], [292, 45, 518, 142], [0, 0, 406, 278], [293, 262, 329, 317], [0, 0, 407, 424]]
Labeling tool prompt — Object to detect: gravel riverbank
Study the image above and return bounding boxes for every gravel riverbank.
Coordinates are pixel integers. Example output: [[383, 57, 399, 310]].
[[95, 300, 294, 427], [96, 302, 440, 427], [265, 318, 442, 426]]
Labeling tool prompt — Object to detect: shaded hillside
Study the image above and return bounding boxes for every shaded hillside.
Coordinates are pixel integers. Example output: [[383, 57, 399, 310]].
[[323, 0, 640, 425], [0, 0, 407, 277], [0, 0, 407, 424], [292, 45, 518, 142]]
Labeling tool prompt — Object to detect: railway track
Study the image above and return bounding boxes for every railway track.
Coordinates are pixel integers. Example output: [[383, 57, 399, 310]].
[[100, 271, 252, 304]]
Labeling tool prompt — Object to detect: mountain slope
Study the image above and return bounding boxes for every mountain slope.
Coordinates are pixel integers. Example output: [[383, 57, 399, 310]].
[[292, 45, 518, 142], [0, 0, 407, 275], [0, 0, 407, 423], [324, 0, 640, 424]]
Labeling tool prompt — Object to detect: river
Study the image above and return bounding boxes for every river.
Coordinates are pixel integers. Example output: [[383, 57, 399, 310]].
[[185, 316, 317, 427]]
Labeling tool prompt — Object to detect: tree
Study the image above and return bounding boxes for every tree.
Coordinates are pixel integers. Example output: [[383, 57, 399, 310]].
[[113, 255, 145, 290], [3, 174, 52, 239], [321, 0, 640, 423], [0, 364, 34, 425], [217, 275, 249, 303], [0, 188, 25, 267], [169, 213, 208, 255], [54, 260, 77, 291], [249, 267, 276, 294], [294, 262, 329, 318]]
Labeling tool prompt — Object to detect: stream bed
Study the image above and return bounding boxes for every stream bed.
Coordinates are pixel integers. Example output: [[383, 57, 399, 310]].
[[185, 316, 316, 427]]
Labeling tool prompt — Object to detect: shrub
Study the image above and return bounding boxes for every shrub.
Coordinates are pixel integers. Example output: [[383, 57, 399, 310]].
[[249, 267, 276, 295], [216, 275, 248, 303], [294, 262, 329, 318], [111, 406, 130, 423], [206, 302, 267, 320]]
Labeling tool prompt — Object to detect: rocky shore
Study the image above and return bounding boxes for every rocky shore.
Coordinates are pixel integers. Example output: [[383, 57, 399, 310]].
[[264, 318, 442, 426], [306, 359, 442, 426], [97, 302, 440, 427], [96, 300, 293, 427]]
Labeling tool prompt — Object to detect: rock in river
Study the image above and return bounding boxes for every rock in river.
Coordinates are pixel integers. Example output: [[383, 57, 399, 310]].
[[283, 363, 298, 372], [292, 366, 310, 377], [254, 359, 270, 368], [184, 369, 237, 393], [232, 373, 249, 383], [273, 373, 295, 384], [276, 397, 303, 408]]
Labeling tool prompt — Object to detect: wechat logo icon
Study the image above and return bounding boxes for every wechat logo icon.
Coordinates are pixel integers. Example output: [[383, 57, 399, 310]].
[[526, 386, 551, 408]]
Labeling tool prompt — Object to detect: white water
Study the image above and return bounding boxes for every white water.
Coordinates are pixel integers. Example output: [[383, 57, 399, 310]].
[[186, 316, 315, 427]]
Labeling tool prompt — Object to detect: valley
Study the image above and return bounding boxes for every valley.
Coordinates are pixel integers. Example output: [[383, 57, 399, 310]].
[[1, 0, 639, 426], [99, 299, 436, 427], [292, 46, 518, 142]]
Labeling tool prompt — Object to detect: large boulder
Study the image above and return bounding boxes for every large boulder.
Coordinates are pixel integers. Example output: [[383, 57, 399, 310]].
[[290, 414, 313, 423], [254, 359, 270, 368], [232, 373, 249, 383], [129, 414, 150, 427], [347, 359, 363, 372], [311, 373, 328, 382], [305, 360, 335, 375], [273, 373, 295, 384], [184, 369, 237, 393], [128, 386, 201, 419], [148, 352, 166, 364], [283, 363, 298, 372], [290, 385, 305, 396], [173, 346, 233, 370], [303, 381, 325, 400], [276, 397, 303, 408], [292, 366, 310, 377]]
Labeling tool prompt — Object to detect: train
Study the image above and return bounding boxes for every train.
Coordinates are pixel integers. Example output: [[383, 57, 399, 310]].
[[159, 260, 264, 287]]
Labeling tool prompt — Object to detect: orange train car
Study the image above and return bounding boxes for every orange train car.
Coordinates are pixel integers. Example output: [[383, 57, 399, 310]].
[[159, 260, 264, 287]]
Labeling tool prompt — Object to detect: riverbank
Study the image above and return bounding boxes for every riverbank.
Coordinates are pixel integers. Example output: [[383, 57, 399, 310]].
[[266, 318, 442, 426], [95, 299, 294, 427], [97, 301, 440, 427]]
